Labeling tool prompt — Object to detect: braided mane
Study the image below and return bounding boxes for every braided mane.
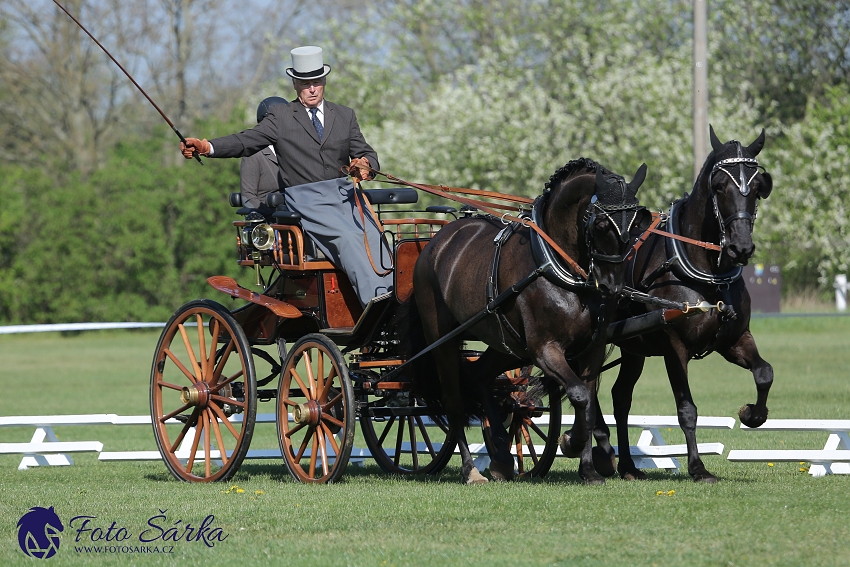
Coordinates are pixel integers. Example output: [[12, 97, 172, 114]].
[[544, 157, 611, 191]]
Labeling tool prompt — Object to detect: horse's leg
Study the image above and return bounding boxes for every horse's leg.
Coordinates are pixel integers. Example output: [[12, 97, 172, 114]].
[[664, 346, 716, 483], [537, 344, 604, 484], [610, 351, 647, 480], [718, 329, 772, 428], [586, 387, 615, 478], [456, 429, 488, 484], [468, 350, 519, 481]]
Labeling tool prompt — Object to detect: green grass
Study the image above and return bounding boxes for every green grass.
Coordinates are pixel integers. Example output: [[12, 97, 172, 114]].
[[1, 317, 849, 566]]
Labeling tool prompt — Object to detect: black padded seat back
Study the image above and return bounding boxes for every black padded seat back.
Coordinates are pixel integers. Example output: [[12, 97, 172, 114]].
[[364, 188, 418, 205]]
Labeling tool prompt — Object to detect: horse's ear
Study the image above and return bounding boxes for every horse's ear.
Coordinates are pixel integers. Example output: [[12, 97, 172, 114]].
[[628, 163, 647, 194], [758, 171, 773, 199], [595, 167, 605, 191], [747, 128, 766, 156], [709, 125, 723, 152]]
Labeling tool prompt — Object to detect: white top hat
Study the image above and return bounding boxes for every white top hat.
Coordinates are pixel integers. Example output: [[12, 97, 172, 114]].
[[286, 46, 331, 80]]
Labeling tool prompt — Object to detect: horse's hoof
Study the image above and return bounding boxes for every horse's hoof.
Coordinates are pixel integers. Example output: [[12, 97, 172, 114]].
[[581, 474, 606, 486], [692, 472, 718, 484], [559, 432, 583, 459], [489, 460, 515, 482], [619, 467, 647, 481], [464, 467, 489, 485], [592, 446, 617, 478], [739, 404, 768, 428]]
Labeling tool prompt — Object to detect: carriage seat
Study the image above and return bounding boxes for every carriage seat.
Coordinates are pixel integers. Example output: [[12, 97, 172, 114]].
[[363, 188, 418, 205]]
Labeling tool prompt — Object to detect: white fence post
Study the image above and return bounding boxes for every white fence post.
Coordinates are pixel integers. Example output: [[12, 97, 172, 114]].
[[835, 274, 847, 311]]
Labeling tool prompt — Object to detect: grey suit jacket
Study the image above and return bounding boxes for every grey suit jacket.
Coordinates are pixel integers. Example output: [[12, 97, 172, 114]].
[[210, 100, 379, 187], [239, 146, 284, 209]]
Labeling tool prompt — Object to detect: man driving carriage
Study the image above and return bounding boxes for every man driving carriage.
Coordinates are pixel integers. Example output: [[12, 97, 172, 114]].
[[181, 46, 392, 308]]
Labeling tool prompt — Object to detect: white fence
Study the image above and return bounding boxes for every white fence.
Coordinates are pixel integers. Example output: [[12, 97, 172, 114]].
[[5, 412, 850, 476]]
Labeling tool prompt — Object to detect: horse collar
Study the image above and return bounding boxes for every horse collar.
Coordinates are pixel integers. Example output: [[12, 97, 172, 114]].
[[665, 197, 742, 286], [529, 193, 589, 290]]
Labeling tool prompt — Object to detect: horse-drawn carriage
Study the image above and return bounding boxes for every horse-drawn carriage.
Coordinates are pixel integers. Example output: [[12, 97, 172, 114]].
[[149, 184, 563, 483], [150, 129, 774, 485]]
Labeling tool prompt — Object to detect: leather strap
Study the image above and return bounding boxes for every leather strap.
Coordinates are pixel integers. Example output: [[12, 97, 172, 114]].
[[365, 167, 589, 280], [352, 184, 393, 276]]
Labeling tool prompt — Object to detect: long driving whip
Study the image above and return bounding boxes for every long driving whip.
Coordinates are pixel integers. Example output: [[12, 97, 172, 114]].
[[51, 0, 203, 164]]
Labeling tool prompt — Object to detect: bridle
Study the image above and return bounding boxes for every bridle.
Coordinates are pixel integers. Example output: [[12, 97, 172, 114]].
[[707, 141, 766, 265], [584, 180, 648, 267]]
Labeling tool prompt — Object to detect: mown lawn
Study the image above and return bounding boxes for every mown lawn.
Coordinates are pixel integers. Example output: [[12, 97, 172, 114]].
[[1, 316, 849, 566]]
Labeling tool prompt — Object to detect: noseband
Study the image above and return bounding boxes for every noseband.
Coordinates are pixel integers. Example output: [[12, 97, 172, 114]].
[[708, 142, 765, 264]]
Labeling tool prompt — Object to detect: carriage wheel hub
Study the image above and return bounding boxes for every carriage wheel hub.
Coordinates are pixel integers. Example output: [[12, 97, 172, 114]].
[[292, 400, 321, 426], [180, 382, 211, 407]]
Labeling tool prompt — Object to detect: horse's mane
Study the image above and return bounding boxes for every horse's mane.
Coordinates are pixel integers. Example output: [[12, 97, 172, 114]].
[[544, 157, 612, 191]]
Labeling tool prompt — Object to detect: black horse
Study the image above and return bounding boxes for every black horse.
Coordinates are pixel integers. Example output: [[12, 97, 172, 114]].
[[408, 159, 649, 484], [592, 127, 774, 482]]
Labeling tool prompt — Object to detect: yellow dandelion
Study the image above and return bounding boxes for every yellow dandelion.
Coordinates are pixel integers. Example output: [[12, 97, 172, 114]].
[[799, 467, 807, 473], [667, 490, 675, 497], [656, 490, 664, 496], [799, 462, 805, 465], [768, 463, 774, 467], [255, 490, 265, 495], [236, 488, 245, 493]]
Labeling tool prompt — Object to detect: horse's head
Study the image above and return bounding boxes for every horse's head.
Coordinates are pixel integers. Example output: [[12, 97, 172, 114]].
[[706, 125, 773, 266], [586, 164, 650, 296]]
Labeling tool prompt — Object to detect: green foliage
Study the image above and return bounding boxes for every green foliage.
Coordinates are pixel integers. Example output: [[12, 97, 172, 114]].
[[0, 124, 247, 324], [757, 85, 850, 288]]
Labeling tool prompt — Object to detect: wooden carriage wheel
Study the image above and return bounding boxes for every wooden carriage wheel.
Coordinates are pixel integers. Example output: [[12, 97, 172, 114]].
[[277, 334, 355, 483], [483, 367, 562, 478], [359, 390, 458, 475], [150, 300, 257, 482]]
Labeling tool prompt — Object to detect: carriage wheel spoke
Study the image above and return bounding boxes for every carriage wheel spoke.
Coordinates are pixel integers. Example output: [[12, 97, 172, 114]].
[[208, 409, 229, 466], [408, 417, 419, 470], [185, 416, 205, 475], [521, 422, 540, 465], [323, 392, 342, 410], [319, 366, 337, 401], [196, 315, 208, 380], [317, 426, 329, 477], [206, 319, 220, 381], [528, 420, 548, 441], [160, 403, 192, 423], [289, 367, 310, 398], [321, 413, 344, 429], [169, 407, 200, 453], [394, 417, 405, 467], [308, 430, 319, 479], [157, 380, 184, 392], [293, 428, 311, 462], [178, 323, 203, 382], [208, 402, 241, 440], [321, 422, 340, 455], [303, 351, 316, 397], [378, 416, 397, 445], [317, 354, 325, 402], [212, 340, 235, 383], [164, 349, 197, 384], [210, 394, 245, 408], [214, 369, 243, 390], [415, 416, 437, 458], [285, 421, 308, 438], [202, 411, 212, 477]]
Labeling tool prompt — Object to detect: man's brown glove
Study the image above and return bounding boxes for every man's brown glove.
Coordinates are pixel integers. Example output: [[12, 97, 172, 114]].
[[181, 138, 211, 159], [348, 157, 373, 183]]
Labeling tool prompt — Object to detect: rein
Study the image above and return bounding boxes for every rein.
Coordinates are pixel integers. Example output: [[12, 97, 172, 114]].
[[361, 167, 589, 280]]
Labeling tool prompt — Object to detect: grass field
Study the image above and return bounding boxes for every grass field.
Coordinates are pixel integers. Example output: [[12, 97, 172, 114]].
[[1, 316, 849, 566]]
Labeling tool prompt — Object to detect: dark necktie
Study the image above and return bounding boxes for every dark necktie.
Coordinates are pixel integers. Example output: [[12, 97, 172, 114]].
[[310, 108, 323, 141]]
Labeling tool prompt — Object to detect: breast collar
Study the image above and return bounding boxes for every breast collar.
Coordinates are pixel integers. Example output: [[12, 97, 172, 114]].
[[529, 192, 590, 290], [665, 196, 742, 286]]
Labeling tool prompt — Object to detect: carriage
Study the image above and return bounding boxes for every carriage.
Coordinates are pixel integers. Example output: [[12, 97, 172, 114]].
[[149, 186, 562, 483]]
